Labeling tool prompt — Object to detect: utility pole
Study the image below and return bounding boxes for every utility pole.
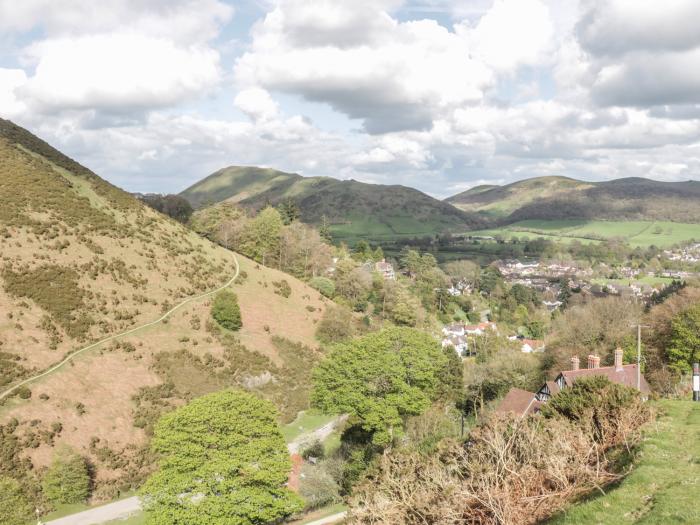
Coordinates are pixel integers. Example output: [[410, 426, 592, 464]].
[[632, 323, 650, 392], [637, 324, 641, 391]]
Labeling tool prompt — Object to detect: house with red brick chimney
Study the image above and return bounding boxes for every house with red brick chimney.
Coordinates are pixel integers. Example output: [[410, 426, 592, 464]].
[[495, 348, 651, 417]]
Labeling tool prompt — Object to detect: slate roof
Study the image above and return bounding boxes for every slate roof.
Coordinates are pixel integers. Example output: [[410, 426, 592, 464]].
[[494, 388, 541, 417], [558, 363, 651, 394]]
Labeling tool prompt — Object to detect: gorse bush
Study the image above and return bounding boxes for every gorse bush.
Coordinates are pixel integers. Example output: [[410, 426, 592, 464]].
[[310, 277, 335, 298], [349, 379, 654, 525], [211, 290, 242, 331]]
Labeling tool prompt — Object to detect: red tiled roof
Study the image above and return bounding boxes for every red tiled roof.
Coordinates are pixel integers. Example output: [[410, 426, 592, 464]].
[[559, 364, 651, 394], [494, 388, 542, 417]]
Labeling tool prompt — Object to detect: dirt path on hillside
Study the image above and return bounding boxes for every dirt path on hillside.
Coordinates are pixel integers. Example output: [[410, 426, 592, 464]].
[[0, 254, 240, 401], [287, 415, 349, 454]]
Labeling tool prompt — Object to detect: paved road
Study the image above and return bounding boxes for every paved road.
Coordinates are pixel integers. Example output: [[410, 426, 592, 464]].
[[0, 255, 240, 400], [45, 496, 140, 525], [304, 511, 348, 525]]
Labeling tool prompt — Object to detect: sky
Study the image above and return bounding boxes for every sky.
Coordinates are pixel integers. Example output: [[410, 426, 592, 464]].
[[1, 0, 700, 198]]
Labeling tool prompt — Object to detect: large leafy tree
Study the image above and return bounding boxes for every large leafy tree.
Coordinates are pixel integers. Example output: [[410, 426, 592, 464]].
[[141, 390, 302, 525], [312, 327, 448, 445], [42, 447, 91, 504], [0, 477, 33, 525], [667, 303, 700, 373]]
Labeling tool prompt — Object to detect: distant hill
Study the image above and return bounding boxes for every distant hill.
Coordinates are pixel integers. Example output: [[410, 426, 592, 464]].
[[182, 166, 486, 241], [0, 120, 327, 500], [446, 176, 700, 223]]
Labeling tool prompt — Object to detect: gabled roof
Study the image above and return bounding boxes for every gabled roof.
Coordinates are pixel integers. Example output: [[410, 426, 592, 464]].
[[494, 388, 541, 417], [558, 364, 651, 394]]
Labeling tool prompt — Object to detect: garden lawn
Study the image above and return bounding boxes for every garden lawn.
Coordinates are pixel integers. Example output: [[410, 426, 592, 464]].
[[549, 399, 700, 524]]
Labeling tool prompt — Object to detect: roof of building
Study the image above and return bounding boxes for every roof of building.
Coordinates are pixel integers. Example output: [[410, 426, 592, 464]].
[[521, 339, 545, 349], [494, 388, 541, 417], [558, 363, 651, 394], [543, 380, 560, 396]]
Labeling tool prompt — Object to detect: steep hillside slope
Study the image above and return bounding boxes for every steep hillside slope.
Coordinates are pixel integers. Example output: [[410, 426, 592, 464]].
[[447, 176, 700, 223], [182, 166, 485, 242], [180, 166, 303, 208], [446, 176, 594, 219], [0, 120, 328, 499]]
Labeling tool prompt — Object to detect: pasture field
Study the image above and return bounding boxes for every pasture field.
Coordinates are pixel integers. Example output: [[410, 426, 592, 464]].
[[467, 220, 700, 248]]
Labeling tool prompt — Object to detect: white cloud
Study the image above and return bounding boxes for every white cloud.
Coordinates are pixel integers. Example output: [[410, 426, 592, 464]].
[[0, 68, 28, 118], [457, 0, 554, 71], [234, 87, 279, 122], [19, 34, 221, 113], [235, 1, 494, 133]]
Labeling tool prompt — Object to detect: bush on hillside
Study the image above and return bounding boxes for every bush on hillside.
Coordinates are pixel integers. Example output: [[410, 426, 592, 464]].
[[316, 305, 356, 344], [301, 440, 325, 461], [351, 390, 654, 525], [298, 462, 341, 511], [540, 376, 651, 446], [211, 290, 242, 331], [42, 447, 91, 504], [310, 277, 335, 298]]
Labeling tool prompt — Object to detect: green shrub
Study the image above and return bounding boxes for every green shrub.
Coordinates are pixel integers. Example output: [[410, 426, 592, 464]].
[[310, 277, 335, 298], [273, 280, 292, 298], [316, 305, 356, 344], [42, 448, 91, 504], [16, 386, 31, 399], [301, 440, 325, 461], [298, 462, 341, 511], [211, 290, 242, 331], [0, 476, 33, 525]]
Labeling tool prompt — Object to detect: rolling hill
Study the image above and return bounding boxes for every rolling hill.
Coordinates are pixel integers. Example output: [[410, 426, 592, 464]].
[[446, 176, 700, 224], [0, 119, 328, 503], [181, 166, 486, 242]]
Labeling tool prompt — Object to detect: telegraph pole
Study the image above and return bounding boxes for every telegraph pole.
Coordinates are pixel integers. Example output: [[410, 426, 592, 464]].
[[632, 324, 649, 392]]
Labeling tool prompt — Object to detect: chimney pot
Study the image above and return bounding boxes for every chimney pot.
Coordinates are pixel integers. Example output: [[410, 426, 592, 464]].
[[614, 347, 624, 371], [571, 356, 580, 371], [588, 354, 600, 369]]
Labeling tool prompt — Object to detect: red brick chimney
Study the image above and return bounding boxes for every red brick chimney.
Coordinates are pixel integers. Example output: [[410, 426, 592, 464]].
[[587, 354, 600, 369], [571, 356, 580, 371], [614, 347, 624, 371]]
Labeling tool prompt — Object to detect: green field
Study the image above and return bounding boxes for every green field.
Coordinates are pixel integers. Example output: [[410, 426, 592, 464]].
[[330, 215, 458, 243], [549, 399, 700, 524], [468, 220, 700, 248]]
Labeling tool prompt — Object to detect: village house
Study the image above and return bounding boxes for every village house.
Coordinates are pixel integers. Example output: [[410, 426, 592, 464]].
[[464, 321, 498, 336], [441, 334, 468, 356], [495, 348, 651, 417], [374, 259, 396, 280], [520, 339, 545, 353]]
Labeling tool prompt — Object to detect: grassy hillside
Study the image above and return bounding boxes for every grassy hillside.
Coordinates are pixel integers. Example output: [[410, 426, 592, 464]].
[[549, 399, 700, 524], [447, 176, 700, 223], [181, 166, 485, 243], [467, 219, 700, 248], [0, 120, 328, 500], [180, 166, 303, 209]]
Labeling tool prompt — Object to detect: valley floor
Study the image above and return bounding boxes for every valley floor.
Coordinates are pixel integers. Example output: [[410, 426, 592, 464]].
[[549, 399, 700, 524]]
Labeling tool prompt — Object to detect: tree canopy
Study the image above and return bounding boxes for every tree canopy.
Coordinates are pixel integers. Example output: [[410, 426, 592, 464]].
[[312, 327, 448, 445], [0, 477, 33, 525], [211, 290, 242, 331], [141, 390, 302, 525], [42, 447, 91, 505], [667, 303, 700, 373]]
